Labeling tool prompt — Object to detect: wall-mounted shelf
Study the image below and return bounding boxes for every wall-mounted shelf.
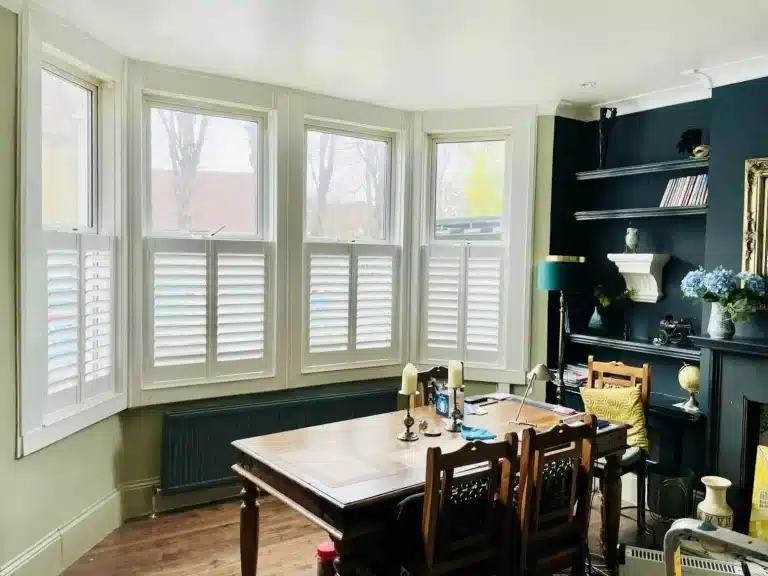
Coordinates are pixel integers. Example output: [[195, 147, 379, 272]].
[[568, 333, 701, 361], [575, 159, 709, 181], [574, 205, 708, 221]]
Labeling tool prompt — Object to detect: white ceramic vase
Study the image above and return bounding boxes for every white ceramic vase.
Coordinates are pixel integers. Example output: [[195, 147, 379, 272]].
[[707, 302, 735, 340], [696, 476, 733, 551], [625, 227, 638, 253]]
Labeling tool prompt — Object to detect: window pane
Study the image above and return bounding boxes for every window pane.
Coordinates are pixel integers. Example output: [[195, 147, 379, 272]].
[[305, 130, 388, 241], [150, 108, 259, 235], [41, 69, 92, 229], [434, 140, 505, 240]]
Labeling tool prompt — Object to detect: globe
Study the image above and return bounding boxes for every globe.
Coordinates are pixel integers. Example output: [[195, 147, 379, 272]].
[[678, 364, 701, 412]]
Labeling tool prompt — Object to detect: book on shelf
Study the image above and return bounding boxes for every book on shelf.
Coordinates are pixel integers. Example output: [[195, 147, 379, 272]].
[[660, 174, 708, 207]]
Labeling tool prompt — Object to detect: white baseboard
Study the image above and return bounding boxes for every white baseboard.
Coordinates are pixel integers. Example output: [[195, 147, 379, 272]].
[[121, 477, 240, 520], [0, 489, 121, 576]]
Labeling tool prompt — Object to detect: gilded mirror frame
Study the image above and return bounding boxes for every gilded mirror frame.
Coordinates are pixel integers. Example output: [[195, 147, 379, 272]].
[[742, 158, 768, 275]]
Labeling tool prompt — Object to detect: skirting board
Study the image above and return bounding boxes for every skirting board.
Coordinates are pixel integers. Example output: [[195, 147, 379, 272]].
[[0, 489, 122, 576], [121, 477, 241, 520]]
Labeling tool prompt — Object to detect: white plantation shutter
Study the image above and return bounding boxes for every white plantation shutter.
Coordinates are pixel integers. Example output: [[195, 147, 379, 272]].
[[465, 247, 504, 365], [45, 233, 80, 415], [307, 246, 350, 356], [422, 246, 461, 359], [147, 238, 208, 383], [213, 241, 270, 377], [82, 235, 113, 398], [355, 248, 396, 350], [420, 245, 506, 367], [303, 243, 399, 369]]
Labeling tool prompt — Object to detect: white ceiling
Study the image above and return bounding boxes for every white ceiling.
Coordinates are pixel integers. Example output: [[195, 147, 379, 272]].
[[32, 0, 768, 111]]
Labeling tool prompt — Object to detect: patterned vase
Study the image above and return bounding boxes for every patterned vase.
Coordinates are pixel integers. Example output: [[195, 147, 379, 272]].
[[707, 302, 735, 340], [696, 476, 734, 551]]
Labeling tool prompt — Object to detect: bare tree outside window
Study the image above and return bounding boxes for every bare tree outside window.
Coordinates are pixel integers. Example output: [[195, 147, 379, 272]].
[[434, 140, 505, 239], [150, 108, 259, 235], [305, 129, 388, 241]]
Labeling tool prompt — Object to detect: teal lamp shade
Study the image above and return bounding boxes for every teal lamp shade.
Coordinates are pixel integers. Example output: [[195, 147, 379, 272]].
[[537, 256, 585, 292]]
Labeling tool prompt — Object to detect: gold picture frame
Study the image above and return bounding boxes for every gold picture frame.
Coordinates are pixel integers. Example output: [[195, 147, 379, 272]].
[[742, 158, 768, 275]]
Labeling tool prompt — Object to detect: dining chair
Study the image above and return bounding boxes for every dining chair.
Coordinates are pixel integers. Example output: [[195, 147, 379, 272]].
[[395, 435, 519, 576], [517, 414, 597, 576], [586, 355, 650, 532], [410, 365, 448, 410]]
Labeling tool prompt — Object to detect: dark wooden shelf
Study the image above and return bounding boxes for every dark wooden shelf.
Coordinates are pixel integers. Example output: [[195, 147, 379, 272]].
[[574, 205, 707, 221], [568, 333, 701, 361], [575, 159, 709, 181], [689, 335, 768, 358]]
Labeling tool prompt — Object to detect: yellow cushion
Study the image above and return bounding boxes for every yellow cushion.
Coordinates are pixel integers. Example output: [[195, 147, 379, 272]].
[[580, 385, 649, 452]]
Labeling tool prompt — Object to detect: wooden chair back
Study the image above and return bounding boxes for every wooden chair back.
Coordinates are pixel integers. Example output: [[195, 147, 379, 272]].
[[421, 434, 519, 576], [517, 414, 597, 575], [411, 366, 448, 410], [586, 355, 651, 414]]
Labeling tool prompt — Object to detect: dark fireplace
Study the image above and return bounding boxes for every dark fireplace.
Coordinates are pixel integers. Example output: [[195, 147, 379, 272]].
[[691, 336, 768, 532]]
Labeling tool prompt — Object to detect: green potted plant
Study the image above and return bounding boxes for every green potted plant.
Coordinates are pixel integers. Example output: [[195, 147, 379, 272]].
[[589, 285, 635, 334]]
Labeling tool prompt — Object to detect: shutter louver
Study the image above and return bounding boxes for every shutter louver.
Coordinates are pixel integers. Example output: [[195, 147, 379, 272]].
[[466, 256, 502, 353], [309, 253, 350, 354], [47, 248, 80, 395], [356, 255, 393, 350], [216, 252, 265, 362], [84, 248, 111, 382], [153, 251, 207, 367], [425, 254, 460, 350]]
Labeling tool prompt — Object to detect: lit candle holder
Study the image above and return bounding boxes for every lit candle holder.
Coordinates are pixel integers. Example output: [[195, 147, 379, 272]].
[[445, 361, 464, 432], [398, 363, 419, 442]]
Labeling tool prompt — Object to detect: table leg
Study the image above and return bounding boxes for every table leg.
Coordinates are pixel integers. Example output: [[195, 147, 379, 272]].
[[240, 480, 260, 576], [600, 452, 622, 576]]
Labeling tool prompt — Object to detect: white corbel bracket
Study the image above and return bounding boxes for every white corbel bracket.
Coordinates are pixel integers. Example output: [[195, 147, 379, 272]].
[[606, 253, 670, 303]]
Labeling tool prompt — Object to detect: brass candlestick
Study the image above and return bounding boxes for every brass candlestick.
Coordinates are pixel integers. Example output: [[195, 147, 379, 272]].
[[444, 387, 463, 432], [397, 391, 419, 442]]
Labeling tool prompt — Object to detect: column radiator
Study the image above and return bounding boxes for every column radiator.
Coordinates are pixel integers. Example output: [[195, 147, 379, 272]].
[[160, 383, 397, 494], [620, 546, 767, 576]]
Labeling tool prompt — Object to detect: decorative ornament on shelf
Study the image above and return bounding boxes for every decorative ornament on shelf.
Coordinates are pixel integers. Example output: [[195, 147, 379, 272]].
[[624, 227, 638, 253], [653, 315, 694, 346], [681, 267, 768, 340], [607, 253, 670, 303], [696, 476, 734, 551], [677, 128, 703, 157], [691, 145, 710, 160], [675, 363, 701, 413]]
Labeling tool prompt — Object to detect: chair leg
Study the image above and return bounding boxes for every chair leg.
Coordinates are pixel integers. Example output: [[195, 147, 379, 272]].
[[636, 466, 646, 533]]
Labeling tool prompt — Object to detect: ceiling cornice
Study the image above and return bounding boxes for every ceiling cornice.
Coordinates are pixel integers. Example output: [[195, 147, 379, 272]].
[[537, 100, 595, 121], [591, 53, 768, 118], [0, 0, 22, 13]]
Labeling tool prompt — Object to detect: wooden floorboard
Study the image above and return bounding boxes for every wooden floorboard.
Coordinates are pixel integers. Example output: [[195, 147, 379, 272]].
[[64, 495, 641, 576]]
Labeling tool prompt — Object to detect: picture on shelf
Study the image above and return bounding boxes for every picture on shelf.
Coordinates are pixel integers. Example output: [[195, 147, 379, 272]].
[[660, 174, 708, 207]]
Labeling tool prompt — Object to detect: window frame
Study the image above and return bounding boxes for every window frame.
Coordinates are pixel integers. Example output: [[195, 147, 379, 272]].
[[41, 60, 99, 233], [300, 118, 403, 374], [143, 97, 269, 241], [17, 6, 127, 457], [426, 132, 512, 246], [303, 121, 395, 244]]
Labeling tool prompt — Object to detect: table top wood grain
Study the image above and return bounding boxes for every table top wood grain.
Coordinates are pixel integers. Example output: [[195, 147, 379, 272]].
[[232, 398, 628, 511]]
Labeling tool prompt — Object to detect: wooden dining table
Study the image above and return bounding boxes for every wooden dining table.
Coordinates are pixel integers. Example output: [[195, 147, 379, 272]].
[[232, 396, 629, 576]]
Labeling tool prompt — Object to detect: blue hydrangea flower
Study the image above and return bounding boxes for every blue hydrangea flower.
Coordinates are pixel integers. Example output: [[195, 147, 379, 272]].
[[702, 267, 737, 298], [681, 267, 706, 299], [738, 271, 768, 296]]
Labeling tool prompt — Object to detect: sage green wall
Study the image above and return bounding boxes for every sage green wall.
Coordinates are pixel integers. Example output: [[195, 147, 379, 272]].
[[0, 7, 122, 571], [530, 115, 555, 400]]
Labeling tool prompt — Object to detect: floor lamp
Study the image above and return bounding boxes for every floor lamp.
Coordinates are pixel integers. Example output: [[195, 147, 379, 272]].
[[536, 256, 585, 405]]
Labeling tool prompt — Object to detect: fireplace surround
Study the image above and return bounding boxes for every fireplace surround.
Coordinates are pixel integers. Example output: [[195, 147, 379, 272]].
[[691, 335, 768, 533]]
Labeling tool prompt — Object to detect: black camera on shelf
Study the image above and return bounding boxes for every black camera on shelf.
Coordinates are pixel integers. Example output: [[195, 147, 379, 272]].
[[653, 315, 694, 346]]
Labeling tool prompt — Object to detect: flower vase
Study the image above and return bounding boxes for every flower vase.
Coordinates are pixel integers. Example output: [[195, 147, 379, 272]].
[[707, 302, 735, 340], [696, 476, 733, 551]]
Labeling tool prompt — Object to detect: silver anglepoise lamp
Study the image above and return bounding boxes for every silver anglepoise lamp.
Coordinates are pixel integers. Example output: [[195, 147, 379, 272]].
[[513, 363, 551, 426]]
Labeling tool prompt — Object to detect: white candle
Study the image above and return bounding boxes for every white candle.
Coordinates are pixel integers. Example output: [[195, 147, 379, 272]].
[[401, 363, 418, 395], [447, 360, 463, 389]]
